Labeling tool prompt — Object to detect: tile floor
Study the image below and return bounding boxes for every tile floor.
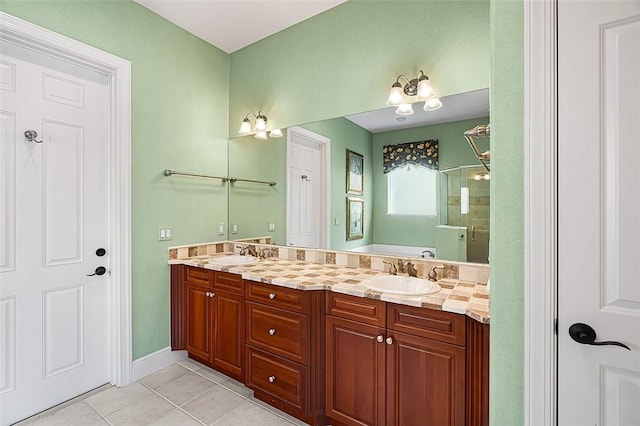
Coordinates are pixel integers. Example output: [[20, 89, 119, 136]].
[[16, 358, 307, 426]]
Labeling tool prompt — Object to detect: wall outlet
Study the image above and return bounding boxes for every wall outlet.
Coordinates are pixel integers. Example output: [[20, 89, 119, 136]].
[[232, 222, 239, 234], [217, 223, 225, 235], [268, 223, 276, 232], [158, 226, 173, 241]]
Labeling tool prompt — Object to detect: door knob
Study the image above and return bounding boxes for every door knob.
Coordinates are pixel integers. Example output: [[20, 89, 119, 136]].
[[569, 323, 631, 351], [24, 130, 44, 143], [96, 248, 107, 257], [87, 266, 107, 277]]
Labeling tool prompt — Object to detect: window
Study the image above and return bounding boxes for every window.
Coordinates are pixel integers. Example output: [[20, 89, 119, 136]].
[[387, 165, 438, 216]]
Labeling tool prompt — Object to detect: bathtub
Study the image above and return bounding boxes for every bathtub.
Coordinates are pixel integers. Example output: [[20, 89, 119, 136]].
[[349, 244, 436, 259]]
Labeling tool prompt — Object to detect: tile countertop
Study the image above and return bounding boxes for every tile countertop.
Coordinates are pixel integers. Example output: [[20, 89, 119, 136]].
[[169, 254, 490, 324]]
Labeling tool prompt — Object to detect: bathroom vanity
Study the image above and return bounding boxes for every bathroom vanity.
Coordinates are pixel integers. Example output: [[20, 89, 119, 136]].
[[169, 243, 489, 426]]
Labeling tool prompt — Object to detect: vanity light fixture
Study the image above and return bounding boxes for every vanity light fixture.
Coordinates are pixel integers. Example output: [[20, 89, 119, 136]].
[[386, 70, 443, 115], [238, 110, 282, 139]]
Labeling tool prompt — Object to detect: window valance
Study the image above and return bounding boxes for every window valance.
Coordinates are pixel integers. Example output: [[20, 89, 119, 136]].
[[382, 139, 439, 173]]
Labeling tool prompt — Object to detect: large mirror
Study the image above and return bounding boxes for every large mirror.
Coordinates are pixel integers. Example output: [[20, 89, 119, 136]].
[[228, 88, 490, 263]]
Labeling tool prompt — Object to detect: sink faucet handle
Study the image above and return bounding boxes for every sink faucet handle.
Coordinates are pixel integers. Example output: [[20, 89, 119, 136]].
[[383, 261, 397, 275], [427, 265, 444, 281]]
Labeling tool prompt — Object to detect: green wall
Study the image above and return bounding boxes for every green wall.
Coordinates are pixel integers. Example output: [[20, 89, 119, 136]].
[[229, 0, 491, 133], [490, 0, 525, 424], [371, 117, 490, 247], [0, 0, 231, 359], [228, 135, 286, 244]]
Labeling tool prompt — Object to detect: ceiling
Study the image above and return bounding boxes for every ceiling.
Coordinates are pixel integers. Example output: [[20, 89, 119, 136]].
[[134, 0, 348, 53], [345, 89, 490, 134]]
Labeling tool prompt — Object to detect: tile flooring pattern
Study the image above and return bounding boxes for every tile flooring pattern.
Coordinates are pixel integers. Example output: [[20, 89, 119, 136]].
[[17, 359, 306, 426]]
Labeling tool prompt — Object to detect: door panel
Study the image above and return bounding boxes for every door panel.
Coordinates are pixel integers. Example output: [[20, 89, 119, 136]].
[[0, 39, 109, 425], [558, 2, 640, 424]]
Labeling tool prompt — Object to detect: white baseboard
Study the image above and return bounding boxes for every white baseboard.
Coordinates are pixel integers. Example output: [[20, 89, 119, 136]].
[[131, 347, 187, 382]]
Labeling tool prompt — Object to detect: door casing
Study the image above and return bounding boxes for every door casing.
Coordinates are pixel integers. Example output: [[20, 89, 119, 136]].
[[524, 1, 557, 425], [0, 12, 133, 387]]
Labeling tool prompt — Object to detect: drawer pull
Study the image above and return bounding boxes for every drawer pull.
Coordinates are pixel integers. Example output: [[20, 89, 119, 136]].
[[268, 328, 277, 336], [376, 335, 384, 343], [269, 293, 276, 300], [268, 375, 276, 383], [386, 337, 393, 345]]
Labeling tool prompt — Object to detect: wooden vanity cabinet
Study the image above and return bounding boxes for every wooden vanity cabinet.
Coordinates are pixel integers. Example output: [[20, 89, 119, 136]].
[[171, 265, 245, 382], [244, 280, 326, 425], [326, 292, 485, 426]]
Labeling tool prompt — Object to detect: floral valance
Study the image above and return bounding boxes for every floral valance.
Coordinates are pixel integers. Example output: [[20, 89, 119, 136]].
[[382, 139, 439, 173]]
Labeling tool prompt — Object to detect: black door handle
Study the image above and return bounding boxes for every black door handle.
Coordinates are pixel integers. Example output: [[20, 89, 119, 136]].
[[569, 323, 631, 351], [96, 248, 107, 257], [87, 266, 107, 277]]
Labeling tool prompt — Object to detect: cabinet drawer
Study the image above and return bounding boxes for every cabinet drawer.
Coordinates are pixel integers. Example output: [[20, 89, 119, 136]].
[[387, 304, 466, 346], [214, 271, 243, 294], [246, 281, 309, 313], [246, 302, 308, 364], [185, 266, 211, 287], [246, 347, 307, 411], [326, 291, 386, 326]]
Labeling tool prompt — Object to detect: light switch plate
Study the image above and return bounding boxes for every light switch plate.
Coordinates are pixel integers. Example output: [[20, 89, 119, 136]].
[[158, 226, 173, 241], [217, 223, 225, 235], [268, 223, 276, 232], [232, 222, 239, 234]]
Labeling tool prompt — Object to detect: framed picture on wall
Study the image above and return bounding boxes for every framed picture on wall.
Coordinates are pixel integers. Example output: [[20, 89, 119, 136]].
[[346, 197, 364, 241], [346, 149, 364, 194]]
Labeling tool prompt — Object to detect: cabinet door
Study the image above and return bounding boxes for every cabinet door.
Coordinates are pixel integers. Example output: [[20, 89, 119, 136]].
[[212, 290, 244, 381], [386, 331, 465, 426], [185, 281, 212, 362], [326, 316, 385, 426]]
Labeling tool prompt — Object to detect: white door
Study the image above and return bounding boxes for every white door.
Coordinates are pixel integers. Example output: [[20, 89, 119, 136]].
[[558, 1, 640, 424], [0, 39, 109, 425], [286, 127, 328, 248]]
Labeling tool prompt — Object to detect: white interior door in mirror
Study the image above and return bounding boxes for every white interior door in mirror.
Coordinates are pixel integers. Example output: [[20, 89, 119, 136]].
[[286, 127, 329, 248]]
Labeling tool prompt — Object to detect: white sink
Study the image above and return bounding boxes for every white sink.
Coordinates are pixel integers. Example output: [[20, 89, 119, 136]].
[[362, 275, 441, 295], [210, 255, 258, 266]]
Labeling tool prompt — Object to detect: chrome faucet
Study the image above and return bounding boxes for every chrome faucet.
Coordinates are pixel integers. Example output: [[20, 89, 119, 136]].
[[420, 250, 435, 259], [383, 261, 397, 275], [406, 261, 418, 277], [239, 245, 247, 256], [246, 245, 258, 257], [397, 259, 406, 273]]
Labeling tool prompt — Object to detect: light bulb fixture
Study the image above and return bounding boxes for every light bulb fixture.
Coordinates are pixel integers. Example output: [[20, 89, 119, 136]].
[[238, 110, 283, 139], [395, 103, 414, 116], [386, 69, 442, 114]]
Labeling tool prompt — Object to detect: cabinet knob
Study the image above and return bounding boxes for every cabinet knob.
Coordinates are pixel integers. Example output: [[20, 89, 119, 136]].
[[269, 293, 276, 300], [268, 375, 276, 383], [386, 337, 393, 345], [205, 292, 210, 297], [206, 291, 215, 297], [376, 335, 384, 343], [268, 328, 276, 336]]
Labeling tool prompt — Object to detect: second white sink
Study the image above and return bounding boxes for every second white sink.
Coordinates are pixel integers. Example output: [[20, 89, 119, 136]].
[[210, 255, 258, 266], [362, 275, 441, 295]]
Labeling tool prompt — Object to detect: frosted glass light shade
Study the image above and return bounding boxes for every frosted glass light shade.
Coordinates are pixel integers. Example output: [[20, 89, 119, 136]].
[[423, 97, 443, 111], [269, 128, 283, 138], [387, 83, 404, 106], [254, 131, 268, 140], [395, 103, 414, 116], [416, 79, 433, 100], [239, 118, 251, 134], [255, 115, 267, 131]]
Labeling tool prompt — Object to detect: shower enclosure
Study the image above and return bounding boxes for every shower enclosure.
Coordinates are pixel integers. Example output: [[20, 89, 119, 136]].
[[439, 165, 490, 263]]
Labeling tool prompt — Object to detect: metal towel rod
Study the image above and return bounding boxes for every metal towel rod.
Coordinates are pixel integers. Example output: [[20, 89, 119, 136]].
[[164, 169, 229, 182], [164, 169, 276, 186]]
